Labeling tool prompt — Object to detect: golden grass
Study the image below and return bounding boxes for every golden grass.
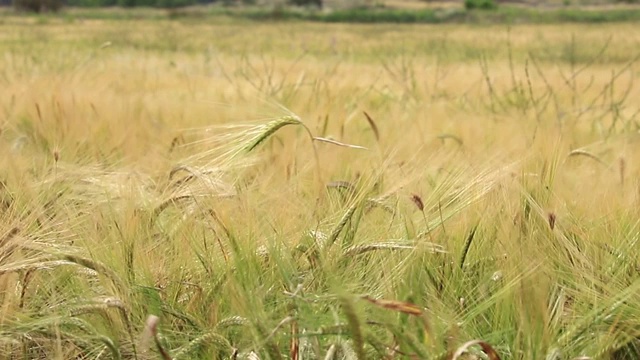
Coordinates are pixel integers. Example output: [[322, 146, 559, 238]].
[[1, 15, 640, 359]]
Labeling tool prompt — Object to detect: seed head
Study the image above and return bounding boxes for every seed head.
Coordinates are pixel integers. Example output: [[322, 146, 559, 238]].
[[548, 212, 556, 230], [411, 194, 424, 212]]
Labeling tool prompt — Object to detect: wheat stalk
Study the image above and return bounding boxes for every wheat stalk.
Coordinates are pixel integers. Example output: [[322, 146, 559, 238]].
[[567, 149, 611, 169], [173, 331, 232, 359], [326, 204, 358, 249], [340, 296, 366, 360], [63, 254, 126, 291], [244, 115, 304, 153]]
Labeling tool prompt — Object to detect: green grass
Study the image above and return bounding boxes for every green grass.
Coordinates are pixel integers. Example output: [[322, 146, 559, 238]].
[[1, 16, 640, 359]]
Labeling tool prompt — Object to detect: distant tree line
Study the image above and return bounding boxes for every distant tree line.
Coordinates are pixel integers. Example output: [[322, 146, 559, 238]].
[[8, 0, 225, 12], [5, 0, 639, 13], [6, 0, 323, 10], [65, 0, 198, 8], [67, 0, 237, 7], [0, 0, 322, 8]]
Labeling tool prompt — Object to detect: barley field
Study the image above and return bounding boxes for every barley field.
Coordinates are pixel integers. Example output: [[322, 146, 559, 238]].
[[1, 16, 640, 359]]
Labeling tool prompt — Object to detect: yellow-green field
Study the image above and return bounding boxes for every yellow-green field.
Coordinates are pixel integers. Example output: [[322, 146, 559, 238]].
[[1, 16, 640, 359]]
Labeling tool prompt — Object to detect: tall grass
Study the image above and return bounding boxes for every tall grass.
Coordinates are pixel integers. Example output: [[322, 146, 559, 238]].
[[0, 17, 640, 359]]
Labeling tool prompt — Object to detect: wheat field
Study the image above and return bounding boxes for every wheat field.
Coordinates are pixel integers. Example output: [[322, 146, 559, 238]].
[[1, 16, 640, 359]]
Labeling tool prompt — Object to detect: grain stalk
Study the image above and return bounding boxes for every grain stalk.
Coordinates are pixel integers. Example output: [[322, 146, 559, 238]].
[[326, 204, 358, 249], [340, 296, 366, 360], [172, 331, 232, 359], [459, 224, 479, 269]]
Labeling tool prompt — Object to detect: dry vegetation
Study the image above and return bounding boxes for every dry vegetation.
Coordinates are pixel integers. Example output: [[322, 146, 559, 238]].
[[1, 17, 640, 359]]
